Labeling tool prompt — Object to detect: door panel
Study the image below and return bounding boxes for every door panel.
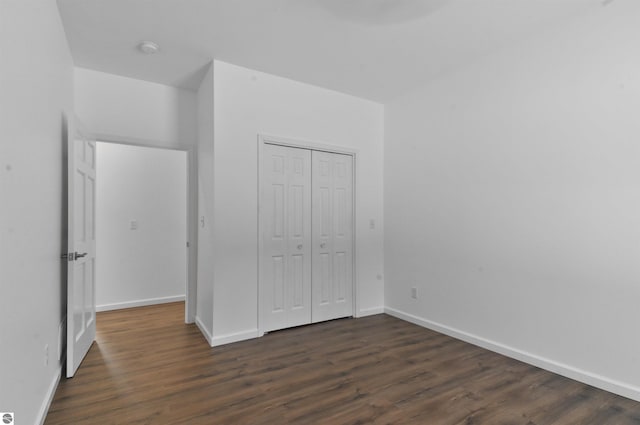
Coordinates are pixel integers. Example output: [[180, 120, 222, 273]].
[[67, 121, 97, 378], [260, 144, 354, 333], [291, 254, 304, 308], [319, 252, 331, 305], [312, 151, 354, 323], [334, 252, 347, 301], [261, 144, 312, 332], [272, 256, 285, 312]]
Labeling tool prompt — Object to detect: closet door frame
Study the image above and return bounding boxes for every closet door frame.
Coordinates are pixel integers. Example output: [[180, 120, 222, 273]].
[[257, 134, 359, 337]]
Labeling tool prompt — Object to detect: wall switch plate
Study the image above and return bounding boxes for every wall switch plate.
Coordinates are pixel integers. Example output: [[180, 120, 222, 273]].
[[130, 220, 138, 230], [411, 287, 418, 299]]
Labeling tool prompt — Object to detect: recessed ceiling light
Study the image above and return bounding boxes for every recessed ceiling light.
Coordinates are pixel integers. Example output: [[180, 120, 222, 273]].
[[138, 41, 160, 54]]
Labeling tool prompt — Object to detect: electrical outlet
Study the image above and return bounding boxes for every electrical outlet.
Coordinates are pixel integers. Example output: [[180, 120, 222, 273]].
[[411, 287, 418, 299], [44, 344, 49, 366]]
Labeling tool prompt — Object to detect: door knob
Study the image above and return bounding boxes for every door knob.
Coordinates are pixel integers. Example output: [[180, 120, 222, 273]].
[[320, 243, 326, 249], [62, 252, 87, 261], [297, 244, 303, 250]]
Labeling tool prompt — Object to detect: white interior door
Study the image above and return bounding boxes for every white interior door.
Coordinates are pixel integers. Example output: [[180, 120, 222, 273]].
[[66, 121, 96, 377], [312, 151, 354, 322], [261, 144, 312, 332]]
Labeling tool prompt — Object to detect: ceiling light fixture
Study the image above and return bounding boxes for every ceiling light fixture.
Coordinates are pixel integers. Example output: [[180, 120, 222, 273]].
[[138, 41, 160, 54]]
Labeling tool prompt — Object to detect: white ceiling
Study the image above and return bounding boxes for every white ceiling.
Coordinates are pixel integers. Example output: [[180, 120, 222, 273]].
[[57, 0, 603, 102]]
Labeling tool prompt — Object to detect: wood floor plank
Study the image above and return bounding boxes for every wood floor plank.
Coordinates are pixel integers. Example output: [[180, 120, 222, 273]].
[[45, 302, 640, 424]]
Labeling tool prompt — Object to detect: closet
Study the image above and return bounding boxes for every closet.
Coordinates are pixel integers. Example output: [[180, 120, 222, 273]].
[[260, 143, 354, 333]]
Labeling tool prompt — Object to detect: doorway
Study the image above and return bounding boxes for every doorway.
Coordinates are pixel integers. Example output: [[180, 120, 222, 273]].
[[258, 136, 356, 334], [95, 142, 189, 315]]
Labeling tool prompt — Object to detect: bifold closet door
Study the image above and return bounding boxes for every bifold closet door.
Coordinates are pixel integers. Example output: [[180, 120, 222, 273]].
[[261, 144, 312, 332], [312, 151, 354, 322]]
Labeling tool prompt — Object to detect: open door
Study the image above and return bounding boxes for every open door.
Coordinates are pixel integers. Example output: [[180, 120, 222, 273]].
[[65, 119, 96, 377]]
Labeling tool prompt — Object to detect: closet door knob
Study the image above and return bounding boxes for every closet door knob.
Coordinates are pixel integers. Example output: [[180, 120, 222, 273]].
[[320, 243, 326, 249], [297, 244, 303, 250]]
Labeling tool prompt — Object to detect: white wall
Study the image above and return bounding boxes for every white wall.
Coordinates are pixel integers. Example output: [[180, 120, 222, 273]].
[[96, 143, 187, 311], [74, 68, 199, 322], [0, 1, 73, 424], [196, 63, 214, 343], [75, 68, 197, 149], [384, 0, 640, 401], [204, 60, 384, 345]]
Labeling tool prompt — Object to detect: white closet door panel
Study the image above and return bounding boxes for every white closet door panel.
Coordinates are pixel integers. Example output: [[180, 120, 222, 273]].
[[331, 153, 353, 316], [261, 144, 312, 332], [312, 151, 354, 322]]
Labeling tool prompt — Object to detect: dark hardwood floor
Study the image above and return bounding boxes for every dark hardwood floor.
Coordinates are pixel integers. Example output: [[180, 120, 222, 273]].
[[45, 302, 640, 424]]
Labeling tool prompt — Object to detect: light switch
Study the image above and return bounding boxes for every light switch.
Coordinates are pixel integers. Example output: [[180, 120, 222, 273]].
[[130, 220, 138, 230], [369, 219, 375, 229]]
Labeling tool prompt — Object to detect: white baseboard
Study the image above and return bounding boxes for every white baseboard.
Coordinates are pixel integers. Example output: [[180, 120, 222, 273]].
[[37, 368, 61, 425], [212, 329, 259, 347], [97, 295, 185, 312], [357, 306, 385, 317], [195, 316, 213, 346], [384, 307, 640, 403]]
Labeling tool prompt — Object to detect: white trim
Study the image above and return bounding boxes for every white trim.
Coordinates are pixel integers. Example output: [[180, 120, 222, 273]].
[[352, 153, 360, 319], [260, 133, 360, 156], [96, 295, 185, 312], [384, 307, 640, 402], [357, 306, 384, 317], [185, 147, 197, 324], [93, 132, 192, 151], [93, 134, 196, 325], [37, 368, 61, 425], [212, 329, 260, 347], [195, 316, 213, 346], [257, 137, 265, 336]]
